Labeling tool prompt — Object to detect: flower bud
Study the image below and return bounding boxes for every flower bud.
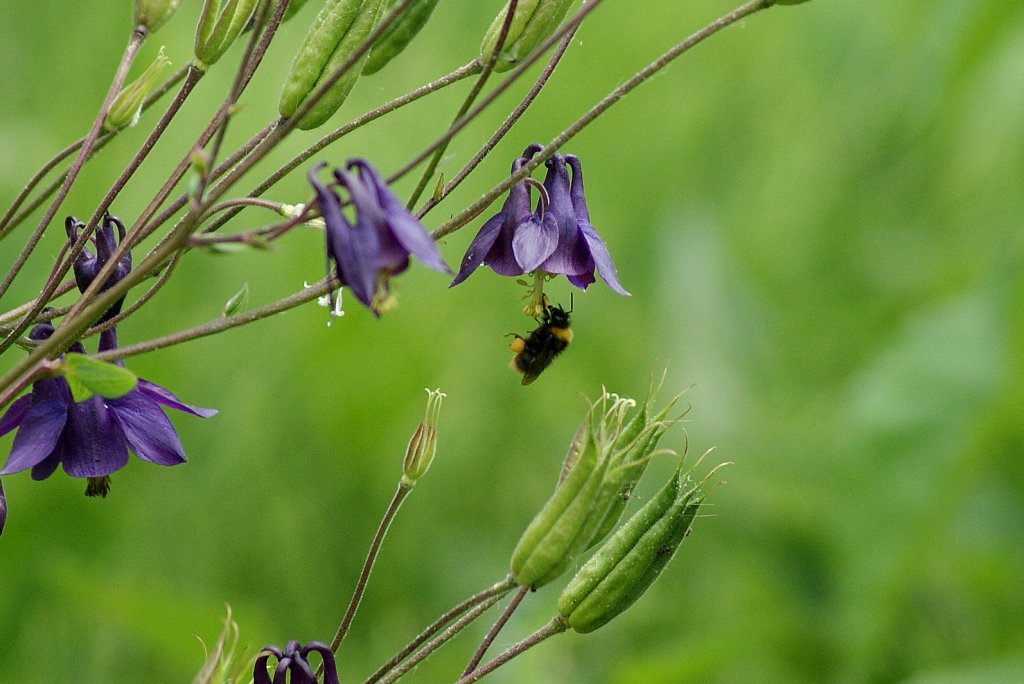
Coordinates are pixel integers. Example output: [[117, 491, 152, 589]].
[[510, 410, 611, 589], [479, 0, 573, 72], [195, 0, 260, 68], [557, 465, 709, 633], [279, 0, 387, 130], [104, 48, 170, 132], [134, 0, 182, 33], [402, 388, 445, 485], [362, 0, 440, 75]]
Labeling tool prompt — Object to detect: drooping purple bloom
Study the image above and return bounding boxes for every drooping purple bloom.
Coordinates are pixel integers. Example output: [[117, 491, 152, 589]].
[[309, 159, 450, 315], [254, 641, 339, 684], [0, 478, 7, 536], [66, 213, 134, 323], [451, 147, 629, 295], [449, 156, 557, 286], [0, 325, 216, 496]]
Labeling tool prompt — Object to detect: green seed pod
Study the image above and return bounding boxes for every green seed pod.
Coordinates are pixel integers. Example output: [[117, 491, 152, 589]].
[[134, 0, 182, 33], [479, 0, 574, 72], [511, 423, 610, 589], [195, 0, 260, 68], [558, 469, 705, 633], [104, 48, 171, 132], [362, 0, 440, 75], [279, 0, 386, 130]]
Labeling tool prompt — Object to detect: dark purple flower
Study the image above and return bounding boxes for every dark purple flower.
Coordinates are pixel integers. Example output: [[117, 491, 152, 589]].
[[451, 147, 628, 295], [309, 159, 450, 315], [449, 156, 557, 286], [0, 325, 216, 496], [66, 213, 133, 323], [254, 641, 339, 684]]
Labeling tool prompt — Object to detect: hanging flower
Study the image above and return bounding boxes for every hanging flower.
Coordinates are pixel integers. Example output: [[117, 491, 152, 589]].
[[254, 641, 339, 684], [0, 325, 216, 497], [309, 159, 450, 315], [450, 146, 629, 297]]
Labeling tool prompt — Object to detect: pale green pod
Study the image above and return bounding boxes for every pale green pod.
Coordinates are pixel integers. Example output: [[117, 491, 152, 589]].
[[558, 471, 705, 634], [104, 48, 171, 131], [479, 0, 574, 72], [195, 0, 260, 67], [362, 0, 440, 75], [510, 423, 607, 589], [134, 0, 182, 33], [279, 0, 386, 129]]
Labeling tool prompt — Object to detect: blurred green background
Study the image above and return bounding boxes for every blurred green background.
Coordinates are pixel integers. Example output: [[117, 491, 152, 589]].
[[2, 1, 1023, 682]]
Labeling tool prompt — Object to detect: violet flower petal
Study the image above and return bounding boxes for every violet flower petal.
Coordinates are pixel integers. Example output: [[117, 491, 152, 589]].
[[108, 391, 188, 466], [578, 220, 630, 295], [0, 400, 67, 475], [450, 212, 504, 286], [136, 380, 218, 418], [60, 396, 130, 478], [512, 214, 559, 273], [0, 394, 32, 437], [311, 165, 379, 309], [349, 159, 450, 274]]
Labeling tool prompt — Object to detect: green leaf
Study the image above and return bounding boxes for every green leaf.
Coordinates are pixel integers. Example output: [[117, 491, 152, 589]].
[[61, 354, 138, 402]]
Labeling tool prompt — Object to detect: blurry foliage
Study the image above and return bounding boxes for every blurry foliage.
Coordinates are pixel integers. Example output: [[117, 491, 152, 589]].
[[1, 1, 1022, 682]]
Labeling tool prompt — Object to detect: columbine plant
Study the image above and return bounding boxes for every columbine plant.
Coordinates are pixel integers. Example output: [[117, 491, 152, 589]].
[[0, 0, 810, 678]]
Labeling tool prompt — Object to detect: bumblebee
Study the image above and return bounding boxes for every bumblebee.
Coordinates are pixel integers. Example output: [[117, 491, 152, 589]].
[[509, 301, 573, 385]]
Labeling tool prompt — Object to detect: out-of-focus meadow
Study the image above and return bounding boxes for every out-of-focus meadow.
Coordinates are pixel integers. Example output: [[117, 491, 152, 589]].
[[1, 1, 1022, 682]]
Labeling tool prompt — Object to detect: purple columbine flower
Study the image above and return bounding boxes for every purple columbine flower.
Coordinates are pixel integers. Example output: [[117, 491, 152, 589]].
[[309, 159, 450, 315], [0, 478, 7, 536], [0, 325, 216, 497], [254, 641, 339, 684], [66, 213, 133, 323], [450, 146, 629, 296]]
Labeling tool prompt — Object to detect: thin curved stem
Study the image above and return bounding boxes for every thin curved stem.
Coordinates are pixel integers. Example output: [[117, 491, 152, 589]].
[[462, 586, 529, 676], [362, 577, 516, 684], [0, 62, 189, 239], [374, 595, 507, 684], [416, 25, 577, 221], [201, 61, 481, 235], [90, 278, 334, 362], [434, 0, 775, 241], [328, 481, 414, 657], [0, 28, 146, 303], [455, 617, 568, 684], [403, 0, 519, 210]]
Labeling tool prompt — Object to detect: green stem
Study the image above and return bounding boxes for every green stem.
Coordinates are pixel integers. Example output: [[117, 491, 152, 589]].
[[328, 481, 414, 657], [0, 28, 146, 302], [455, 617, 568, 684], [403, 0, 519, 210], [462, 585, 530, 676], [434, 0, 775, 241], [362, 576, 516, 684]]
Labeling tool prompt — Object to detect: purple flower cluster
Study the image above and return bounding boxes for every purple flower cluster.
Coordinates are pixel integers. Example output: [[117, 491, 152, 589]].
[[0, 215, 215, 501], [451, 145, 629, 296]]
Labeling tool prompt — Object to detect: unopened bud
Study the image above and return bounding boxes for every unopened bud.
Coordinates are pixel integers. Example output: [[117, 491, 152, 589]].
[[195, 0, 260, 68], [557, 462, 716, 633], [134, 0, 182, 33], [362, 0, 440, 75], [279, 0, 387, 130], [105, 47, 170, 132], [402, 388, 445, 485], [479, 0, 573, 72]]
